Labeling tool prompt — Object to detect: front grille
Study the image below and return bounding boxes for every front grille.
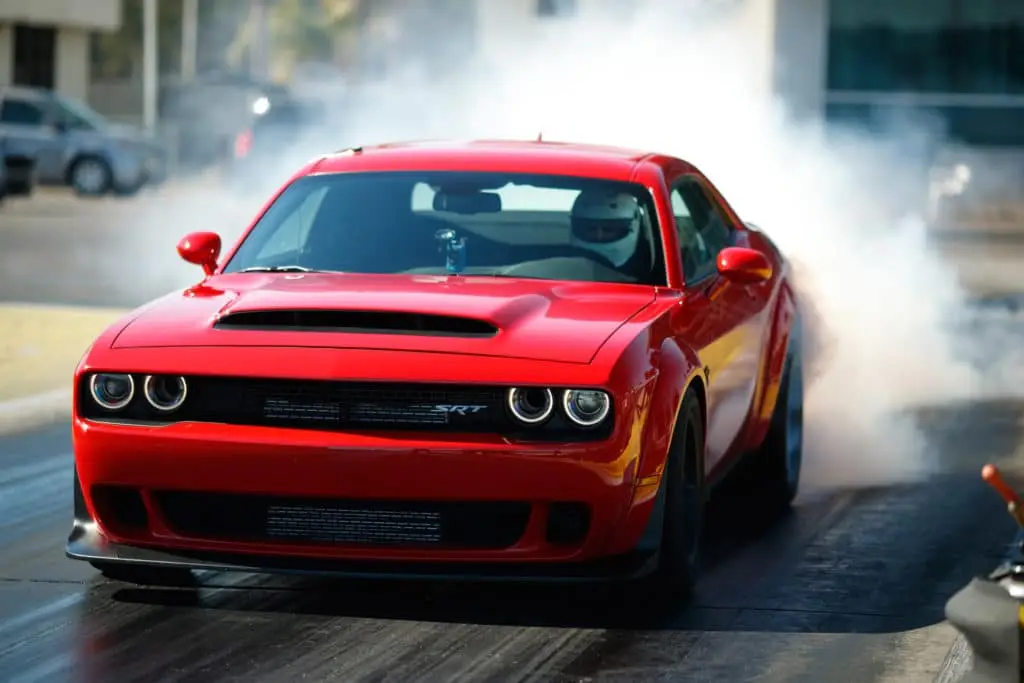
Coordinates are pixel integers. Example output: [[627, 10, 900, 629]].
[[189, 377, 502, 431], [156, 492, 531, 549]]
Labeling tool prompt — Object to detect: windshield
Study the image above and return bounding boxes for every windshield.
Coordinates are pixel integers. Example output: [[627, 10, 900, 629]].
[[222, 171, 666, 285], [51, 94, 108, 131]]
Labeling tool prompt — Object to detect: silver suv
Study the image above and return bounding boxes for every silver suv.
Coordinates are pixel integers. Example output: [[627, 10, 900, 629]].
[[0, 86, 167, 197]]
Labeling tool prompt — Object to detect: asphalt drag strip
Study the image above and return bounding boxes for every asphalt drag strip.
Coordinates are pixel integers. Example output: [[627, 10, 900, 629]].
[[0, 398, 1020, 683]]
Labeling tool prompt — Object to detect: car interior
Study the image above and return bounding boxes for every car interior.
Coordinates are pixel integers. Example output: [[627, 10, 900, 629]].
[[226, 172, 669, 286]]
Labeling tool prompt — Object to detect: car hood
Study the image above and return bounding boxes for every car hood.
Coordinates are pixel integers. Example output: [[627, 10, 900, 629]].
[[112, 273, 656, 364]]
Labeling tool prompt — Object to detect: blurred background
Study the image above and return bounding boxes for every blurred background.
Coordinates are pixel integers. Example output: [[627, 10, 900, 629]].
[[0, 0, 1020, 221]]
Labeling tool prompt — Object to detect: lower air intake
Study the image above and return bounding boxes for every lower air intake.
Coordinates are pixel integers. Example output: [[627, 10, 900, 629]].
[[156, 492, 531, 549]]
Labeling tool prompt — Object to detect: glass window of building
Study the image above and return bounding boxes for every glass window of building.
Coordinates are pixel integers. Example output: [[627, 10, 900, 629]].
[[827, 0, 1024, 94], [826, 0, 1024, 146]]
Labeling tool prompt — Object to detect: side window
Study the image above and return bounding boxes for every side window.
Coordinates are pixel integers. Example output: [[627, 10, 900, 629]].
[[0, 99, 45, 126], [687, 181, 733, 255], [52, 102, 93, 130], [253, 186, 328, 261], [671, 184, 714, 283], [672, 178, 734, 284]]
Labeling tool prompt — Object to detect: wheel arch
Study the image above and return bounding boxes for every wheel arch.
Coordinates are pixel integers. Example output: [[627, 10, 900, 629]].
[[635, 335, 706, 484], [682, 375, 707, 487], [748, 279, 802, 449], [628, 370, 707, 555]]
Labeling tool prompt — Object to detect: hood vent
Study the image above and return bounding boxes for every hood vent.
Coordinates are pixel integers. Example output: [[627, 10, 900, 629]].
[[213, 310, 499, 337]]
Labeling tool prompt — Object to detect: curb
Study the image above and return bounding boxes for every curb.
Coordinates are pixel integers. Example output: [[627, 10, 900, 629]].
[[0, 389, 71, 436]]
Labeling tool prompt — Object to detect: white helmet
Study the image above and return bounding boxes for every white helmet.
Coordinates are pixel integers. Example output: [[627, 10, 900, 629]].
[[569, 190, 642, 268]]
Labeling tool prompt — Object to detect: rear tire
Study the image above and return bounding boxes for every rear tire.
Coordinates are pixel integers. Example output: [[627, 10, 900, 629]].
[[90, 561, 196, 587], [643, 387, 706, 600], [749, 342, 804, 512]]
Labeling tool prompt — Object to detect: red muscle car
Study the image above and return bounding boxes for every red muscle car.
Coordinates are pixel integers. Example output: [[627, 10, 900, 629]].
[[67, 139, 803, 597]]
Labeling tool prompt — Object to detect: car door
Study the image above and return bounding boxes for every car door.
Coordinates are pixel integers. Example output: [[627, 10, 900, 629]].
[[0, 95, 65, 183], [669, 174, 771, 474]]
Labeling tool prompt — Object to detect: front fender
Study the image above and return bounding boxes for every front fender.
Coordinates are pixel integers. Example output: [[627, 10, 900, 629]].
[[602, 335, 703, 556], [635, 337, 705, 483]]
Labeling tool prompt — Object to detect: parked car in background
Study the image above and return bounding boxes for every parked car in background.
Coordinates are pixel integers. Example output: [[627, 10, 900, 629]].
[[0, 134, 36, 203], [224, 97, 329, 197], [0, 86, 168, 197], [161, 71, 297, 172]]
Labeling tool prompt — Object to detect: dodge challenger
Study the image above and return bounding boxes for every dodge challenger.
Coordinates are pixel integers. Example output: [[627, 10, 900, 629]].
[[67, 139, 804, 597]]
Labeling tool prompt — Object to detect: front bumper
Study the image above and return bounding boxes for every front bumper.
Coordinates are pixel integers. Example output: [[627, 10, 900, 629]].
[[70, 417, 667, 576], [67, 520, 658, 583]]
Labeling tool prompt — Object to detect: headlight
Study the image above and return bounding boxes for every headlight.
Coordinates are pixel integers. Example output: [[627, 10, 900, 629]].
[[89, 373, 135, 410], [561, 389, 611, 427], [506, 387, 554, 424], [143, 375, 188, 412], [251, 96, 270, 115]]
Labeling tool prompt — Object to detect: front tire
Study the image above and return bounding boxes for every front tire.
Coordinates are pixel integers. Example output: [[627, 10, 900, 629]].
[[90, 561, 196, 587], [644, 387, 706, 599]]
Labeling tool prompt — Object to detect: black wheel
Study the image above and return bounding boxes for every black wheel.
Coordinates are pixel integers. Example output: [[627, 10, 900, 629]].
[[89, 561, 196, 587], [644, 387, 706, 599], [68, 156, 113, 196], [749, 342, 804, 511]]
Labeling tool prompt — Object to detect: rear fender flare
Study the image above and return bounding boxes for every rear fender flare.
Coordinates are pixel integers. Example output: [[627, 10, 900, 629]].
[[755, 283, 801, 434]]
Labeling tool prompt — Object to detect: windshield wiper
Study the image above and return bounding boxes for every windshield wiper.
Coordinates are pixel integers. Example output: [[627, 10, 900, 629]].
[[238, 265, 317, 273]]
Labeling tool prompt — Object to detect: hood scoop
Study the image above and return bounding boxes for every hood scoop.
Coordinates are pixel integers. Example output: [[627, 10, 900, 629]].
[[213, 309, 499, 338]]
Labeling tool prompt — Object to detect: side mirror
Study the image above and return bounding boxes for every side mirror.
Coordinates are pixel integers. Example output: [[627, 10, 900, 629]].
[[177, 231, 222, 276], [717, 246, 773, 285]]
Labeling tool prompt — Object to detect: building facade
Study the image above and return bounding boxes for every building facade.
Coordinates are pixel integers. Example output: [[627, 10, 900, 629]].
[[0, 0, 122, 101], [476, 0, 1024, 149], [825, 0, 1024, 148]]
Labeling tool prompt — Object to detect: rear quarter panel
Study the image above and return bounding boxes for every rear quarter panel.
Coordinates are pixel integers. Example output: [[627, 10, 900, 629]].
[[733, 223, 799, 454]]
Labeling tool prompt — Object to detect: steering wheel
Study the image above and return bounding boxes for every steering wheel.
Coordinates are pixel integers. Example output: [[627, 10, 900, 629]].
[[498, 247, 627, 282], [558, 245, 619, 271]]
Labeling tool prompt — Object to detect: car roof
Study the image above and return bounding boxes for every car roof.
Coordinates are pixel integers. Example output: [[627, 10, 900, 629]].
[[307, 139, 688, 182]]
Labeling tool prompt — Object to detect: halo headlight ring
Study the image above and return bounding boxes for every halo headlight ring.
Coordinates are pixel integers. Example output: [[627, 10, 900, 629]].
[[561, 389, 612, 427], [506, 387, 555, 424], [88, 373, 135, 411], [143, 374, 188, 413]]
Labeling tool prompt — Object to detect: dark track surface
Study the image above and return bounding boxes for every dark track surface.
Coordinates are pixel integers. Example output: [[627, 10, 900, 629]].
[[0, 402, 1021, 683]]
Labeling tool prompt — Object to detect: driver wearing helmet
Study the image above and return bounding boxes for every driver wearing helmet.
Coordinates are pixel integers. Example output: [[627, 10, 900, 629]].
[[569, 190, 643, 271]]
